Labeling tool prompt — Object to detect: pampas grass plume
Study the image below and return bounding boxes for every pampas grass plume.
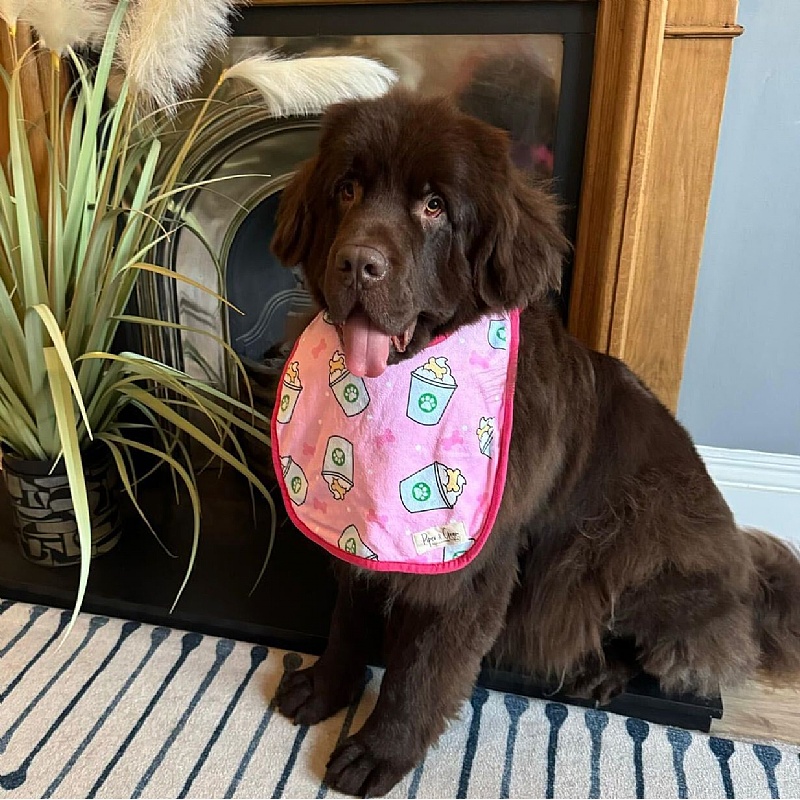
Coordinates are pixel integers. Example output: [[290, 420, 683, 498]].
[[117, 0, 236, 108], [223, 55, 398, 118], [24, 0, 116, 53], [0, 0, 28, 27]]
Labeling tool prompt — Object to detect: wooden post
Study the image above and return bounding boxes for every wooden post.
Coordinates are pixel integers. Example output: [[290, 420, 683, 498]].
[[568, 0, 742, 411]]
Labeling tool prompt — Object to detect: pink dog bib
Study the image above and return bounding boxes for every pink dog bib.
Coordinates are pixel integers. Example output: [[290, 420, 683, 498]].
[[271, 310, 519, 574]]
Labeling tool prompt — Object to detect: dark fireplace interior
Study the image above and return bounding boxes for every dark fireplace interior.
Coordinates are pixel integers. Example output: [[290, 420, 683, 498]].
[[0, 1, 722, 731]]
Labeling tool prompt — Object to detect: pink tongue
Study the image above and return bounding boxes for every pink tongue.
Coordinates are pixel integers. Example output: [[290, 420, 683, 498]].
[[342, 311, 392, 378]]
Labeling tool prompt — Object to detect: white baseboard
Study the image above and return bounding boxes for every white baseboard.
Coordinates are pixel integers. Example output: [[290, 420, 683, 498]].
[[697, 446, 800, 545]]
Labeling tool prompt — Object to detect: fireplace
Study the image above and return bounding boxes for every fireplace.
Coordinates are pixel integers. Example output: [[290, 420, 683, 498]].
[[137, 2, 595, 402], [129, 1, 596, 497]]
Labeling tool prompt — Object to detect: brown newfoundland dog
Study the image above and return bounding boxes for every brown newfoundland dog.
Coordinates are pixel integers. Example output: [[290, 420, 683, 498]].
[[270, 89, 800, 797]]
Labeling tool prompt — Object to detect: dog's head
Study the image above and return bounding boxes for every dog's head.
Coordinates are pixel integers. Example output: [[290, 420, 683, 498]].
[[271, 89, 568, 377]]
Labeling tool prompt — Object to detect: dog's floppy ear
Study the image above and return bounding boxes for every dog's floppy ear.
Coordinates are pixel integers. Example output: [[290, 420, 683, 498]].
[[271, 156, 318, 268], [472, 168, 569, 309]]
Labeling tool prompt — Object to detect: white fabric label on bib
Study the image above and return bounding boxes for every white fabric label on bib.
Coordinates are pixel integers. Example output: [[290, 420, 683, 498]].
[[412, 521, 469, 556]]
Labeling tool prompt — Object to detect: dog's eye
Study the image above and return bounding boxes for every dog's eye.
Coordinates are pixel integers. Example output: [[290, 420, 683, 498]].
[[338, 180, 357, 202], [423, 195, 444, 217]]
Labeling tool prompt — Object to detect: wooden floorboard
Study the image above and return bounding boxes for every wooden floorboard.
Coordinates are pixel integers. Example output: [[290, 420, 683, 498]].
[[715, 676, 800, 747]]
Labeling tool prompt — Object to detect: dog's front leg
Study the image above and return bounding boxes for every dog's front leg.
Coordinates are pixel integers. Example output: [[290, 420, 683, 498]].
[[276, 567, 382, 726], [324, 571, 513, 797]]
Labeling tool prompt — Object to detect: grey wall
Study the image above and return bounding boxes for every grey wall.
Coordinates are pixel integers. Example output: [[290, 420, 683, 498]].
[[678, 1, 800, 456]]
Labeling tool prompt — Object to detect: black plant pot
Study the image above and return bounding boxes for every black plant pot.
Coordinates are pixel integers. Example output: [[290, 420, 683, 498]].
[[1, 446, 122, 567]]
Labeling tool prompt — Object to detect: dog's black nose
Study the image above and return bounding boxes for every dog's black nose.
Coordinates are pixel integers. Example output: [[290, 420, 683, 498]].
[[335, 244, 388, 285]]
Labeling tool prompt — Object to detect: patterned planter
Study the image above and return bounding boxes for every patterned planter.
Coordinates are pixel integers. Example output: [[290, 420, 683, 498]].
[[1, 447, 122, 567]]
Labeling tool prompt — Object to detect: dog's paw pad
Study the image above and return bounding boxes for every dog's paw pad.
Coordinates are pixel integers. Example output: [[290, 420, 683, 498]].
[[274, 667, 316, 719], [325, 736, 412, 798], [275, 667, 341, 725], [275, 665, 362, 727]]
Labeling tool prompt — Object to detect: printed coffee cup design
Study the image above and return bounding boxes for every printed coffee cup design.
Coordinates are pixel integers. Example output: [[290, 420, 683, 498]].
[[281, 456, 308, 506], [406, 356, 457, 426], [488, 318, 508, 350], [276, 361, 302, 424], [322, 435, 354, 500], [339, 525, 378, 560], [329, 351, 370, 417], [399, 461, 467, 513], [443, 537, 475, 563], [476, 416, 496, 458]]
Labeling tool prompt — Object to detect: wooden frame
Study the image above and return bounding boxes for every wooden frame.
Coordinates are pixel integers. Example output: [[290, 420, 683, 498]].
[[568, 0, 742, 410], [246, 0, 741, 411]]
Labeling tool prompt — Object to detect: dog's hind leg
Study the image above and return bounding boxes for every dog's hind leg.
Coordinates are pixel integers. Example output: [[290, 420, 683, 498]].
[[617, 568, 760, 697], [492, 552, 616, 697]]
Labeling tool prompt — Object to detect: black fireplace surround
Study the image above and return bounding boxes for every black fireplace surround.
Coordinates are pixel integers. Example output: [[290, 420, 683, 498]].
[[0, 1, 722, 732]]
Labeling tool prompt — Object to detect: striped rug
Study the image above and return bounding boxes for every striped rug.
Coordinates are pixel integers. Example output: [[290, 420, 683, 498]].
[[1, 599, 799, 798]]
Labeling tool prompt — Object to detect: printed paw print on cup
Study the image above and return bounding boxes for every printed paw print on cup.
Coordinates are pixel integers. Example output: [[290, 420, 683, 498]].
[[322, 435, 354, 500], [280, 456, 308, 506], [331, 446, 347, 467], [407, 356, 457, 425], [339, 525, 378, 560], [400, 461, 467, 513], [276, 361, 302, 424], [329, 350, 370, 417], [488, 318, 508, 350], [343, 383, 360, 404], [418, 392, 437, 413], [412, 482, 431, 502]]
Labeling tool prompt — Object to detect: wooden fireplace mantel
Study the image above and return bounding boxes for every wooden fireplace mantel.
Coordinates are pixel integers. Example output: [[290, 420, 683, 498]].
[[246, 0, 741, 412]]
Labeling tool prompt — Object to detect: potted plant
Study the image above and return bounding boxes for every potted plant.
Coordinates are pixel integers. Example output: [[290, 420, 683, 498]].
[[0, 0, 396, 634]]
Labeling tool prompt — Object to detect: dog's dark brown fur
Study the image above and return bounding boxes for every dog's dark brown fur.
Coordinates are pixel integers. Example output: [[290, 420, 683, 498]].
[[271, 90, 800, 797]]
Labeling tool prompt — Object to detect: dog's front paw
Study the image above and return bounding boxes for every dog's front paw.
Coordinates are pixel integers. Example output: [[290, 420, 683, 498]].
[[275, 664, 363, 726], [325, 735, 416, 798]]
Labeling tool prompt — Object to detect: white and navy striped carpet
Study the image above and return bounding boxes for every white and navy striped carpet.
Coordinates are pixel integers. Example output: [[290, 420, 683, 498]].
[[1, 599, 799, 798]]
